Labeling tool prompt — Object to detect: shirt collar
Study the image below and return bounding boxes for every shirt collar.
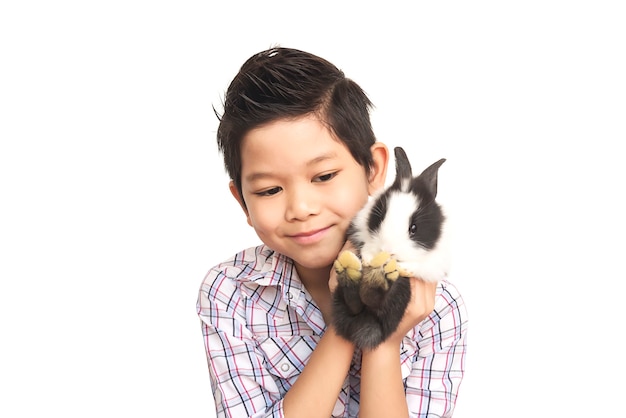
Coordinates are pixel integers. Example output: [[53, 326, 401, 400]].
[[236, 246, 301, 296]]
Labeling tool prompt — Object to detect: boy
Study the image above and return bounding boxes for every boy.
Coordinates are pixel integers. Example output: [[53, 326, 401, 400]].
[[197, 47, 467, 418]]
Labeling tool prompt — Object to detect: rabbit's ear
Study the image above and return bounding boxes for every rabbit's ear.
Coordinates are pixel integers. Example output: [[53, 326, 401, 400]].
[[391, 147, 412, 191], [417, 158, 446, 198]]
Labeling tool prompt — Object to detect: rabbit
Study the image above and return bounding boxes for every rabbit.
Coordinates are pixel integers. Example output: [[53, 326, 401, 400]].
[[332, 147, 450, 350]]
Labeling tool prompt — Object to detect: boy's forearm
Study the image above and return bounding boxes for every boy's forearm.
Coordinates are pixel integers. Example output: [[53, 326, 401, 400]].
[[283, 326, 354, 418], [359, 340, 409, 418]]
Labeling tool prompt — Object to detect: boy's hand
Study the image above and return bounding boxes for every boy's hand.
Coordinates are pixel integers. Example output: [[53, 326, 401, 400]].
[[387, 277, 438, 345]]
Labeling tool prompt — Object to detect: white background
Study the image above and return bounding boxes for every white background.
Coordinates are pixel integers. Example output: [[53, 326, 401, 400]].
[[1, 1, 625, 417]]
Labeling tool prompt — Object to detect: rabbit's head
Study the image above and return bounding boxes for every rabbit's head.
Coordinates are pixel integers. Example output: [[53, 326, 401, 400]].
[[348, 147, 450, 282]]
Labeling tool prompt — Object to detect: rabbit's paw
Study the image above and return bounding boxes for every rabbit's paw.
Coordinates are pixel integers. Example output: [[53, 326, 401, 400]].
[[334, 250, 362, 284], [367, 251, 390, 268], [333, 250, 364, 316], [364, 252, 400, 281], [397, 266, 412, 278], [382, 258, 400, 281], [360, 252, 402, 309]]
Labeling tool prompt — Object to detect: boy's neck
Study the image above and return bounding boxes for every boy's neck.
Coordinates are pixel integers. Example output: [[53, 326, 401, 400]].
[[295, 264, 333, 322], [295, 263, 331, 289]]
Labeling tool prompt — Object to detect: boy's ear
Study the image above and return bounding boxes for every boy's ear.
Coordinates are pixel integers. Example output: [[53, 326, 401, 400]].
[[229, 181, 253, 227], [367, 142, 389, 194]]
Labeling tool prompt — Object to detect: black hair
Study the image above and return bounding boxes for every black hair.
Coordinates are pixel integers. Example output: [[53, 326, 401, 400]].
[[216, 47, 377, 201]]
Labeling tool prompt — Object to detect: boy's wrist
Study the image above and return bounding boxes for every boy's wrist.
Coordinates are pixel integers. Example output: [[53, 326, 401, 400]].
[[363, 337, 402, 358], [325, 324, 357, 350]]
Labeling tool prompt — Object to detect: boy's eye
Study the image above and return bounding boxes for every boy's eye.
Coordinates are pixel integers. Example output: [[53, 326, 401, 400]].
[[255, 187, 282, 196], [313, 172, 337, 183]]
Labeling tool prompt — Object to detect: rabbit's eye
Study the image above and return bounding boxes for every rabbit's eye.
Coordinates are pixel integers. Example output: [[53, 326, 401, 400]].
[[409, 224, 417, 236]]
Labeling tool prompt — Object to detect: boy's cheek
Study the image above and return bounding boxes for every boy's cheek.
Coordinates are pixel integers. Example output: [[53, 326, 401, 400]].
[[243, 205, 274, 233]]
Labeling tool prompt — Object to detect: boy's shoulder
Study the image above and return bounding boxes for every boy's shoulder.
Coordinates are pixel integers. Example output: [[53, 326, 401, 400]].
[[213, 244, 274, 271], [202, 244, 290, 289]]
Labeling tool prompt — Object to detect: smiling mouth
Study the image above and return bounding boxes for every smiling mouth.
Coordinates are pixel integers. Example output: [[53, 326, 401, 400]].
[[289, 226, 331, 244], [292, 227, 327, 237]]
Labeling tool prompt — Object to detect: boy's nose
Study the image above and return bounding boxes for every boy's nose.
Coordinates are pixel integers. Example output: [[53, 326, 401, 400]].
[[285, 188, 319, 221]]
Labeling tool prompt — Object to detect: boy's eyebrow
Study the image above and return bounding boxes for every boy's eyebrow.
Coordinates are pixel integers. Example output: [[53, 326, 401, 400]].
[[244, 152, 338, 182], [307, 152, 337, 166]]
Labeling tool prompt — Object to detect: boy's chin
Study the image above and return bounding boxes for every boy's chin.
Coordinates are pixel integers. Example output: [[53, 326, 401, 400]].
[[291, 252, 337, 272]]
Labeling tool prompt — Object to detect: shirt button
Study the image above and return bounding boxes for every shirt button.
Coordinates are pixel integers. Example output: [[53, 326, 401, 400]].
[[287, 292, 294, 300], [281, 363, 290, 372]]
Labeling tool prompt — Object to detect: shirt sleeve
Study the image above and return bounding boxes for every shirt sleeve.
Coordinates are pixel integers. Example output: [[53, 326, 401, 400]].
[[403, 280, 468, 418], [197, 271, 285, 418]]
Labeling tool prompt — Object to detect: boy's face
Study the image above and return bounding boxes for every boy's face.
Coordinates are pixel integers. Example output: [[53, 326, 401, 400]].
[[231, 115, 387, 275]]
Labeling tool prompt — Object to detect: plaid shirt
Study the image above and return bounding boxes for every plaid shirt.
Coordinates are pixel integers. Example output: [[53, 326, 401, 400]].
[[197, 245, 468, 418]]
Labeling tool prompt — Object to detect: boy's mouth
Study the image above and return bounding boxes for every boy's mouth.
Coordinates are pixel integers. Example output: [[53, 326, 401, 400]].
[[288, 226, 331, 245]]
